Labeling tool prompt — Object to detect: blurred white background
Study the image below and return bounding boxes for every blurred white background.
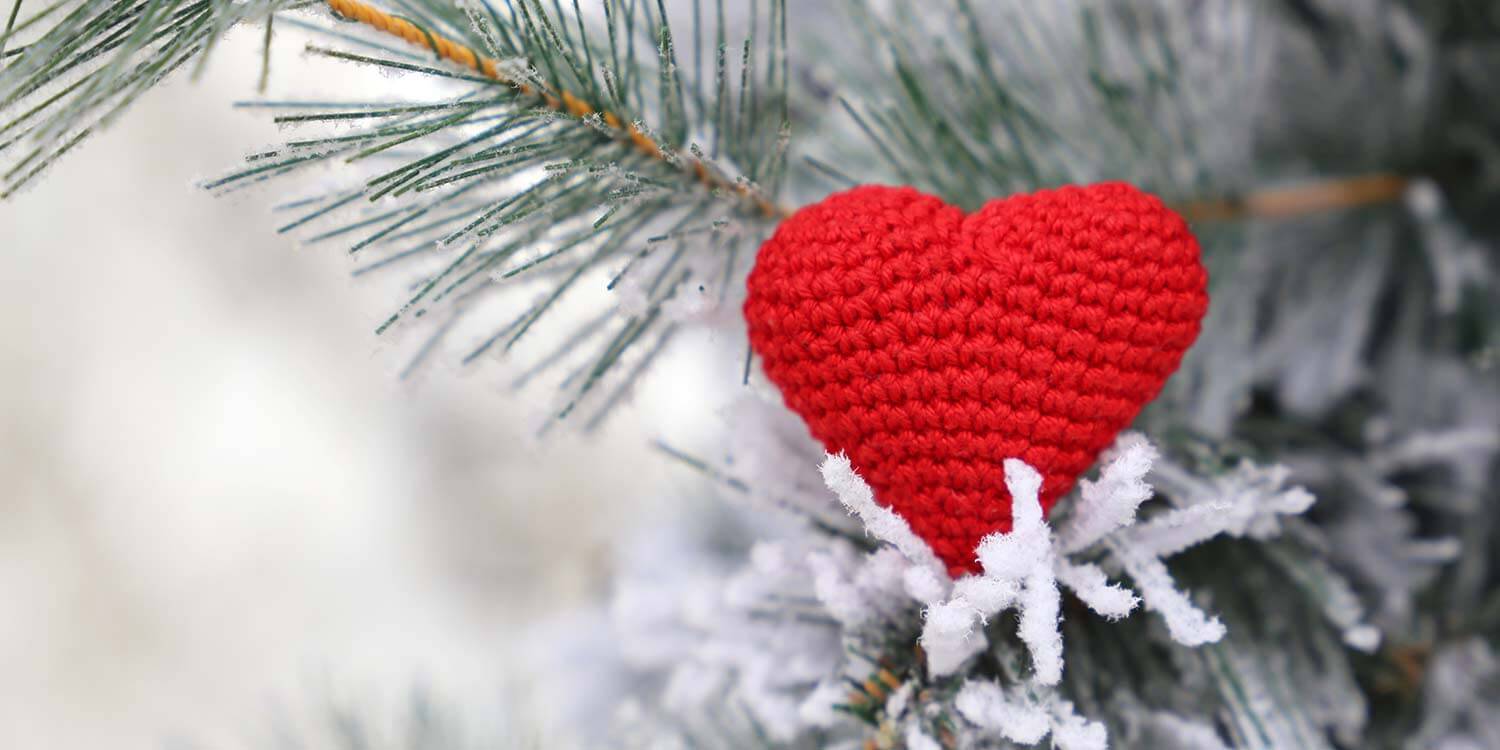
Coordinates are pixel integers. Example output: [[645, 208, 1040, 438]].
[[0, 24, 730, 749]]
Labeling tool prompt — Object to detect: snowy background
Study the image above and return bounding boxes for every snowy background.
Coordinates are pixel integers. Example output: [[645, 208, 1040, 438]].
[[0, 26, 732, 749]]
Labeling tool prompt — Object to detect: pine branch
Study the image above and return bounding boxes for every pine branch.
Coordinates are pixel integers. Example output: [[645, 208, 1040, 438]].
[[323, 0, 787, 218], [192, 0, 792, 428], [825, 0, 1414, 224], [0, 0, 306, 196], [1, 0, 1412, 427]]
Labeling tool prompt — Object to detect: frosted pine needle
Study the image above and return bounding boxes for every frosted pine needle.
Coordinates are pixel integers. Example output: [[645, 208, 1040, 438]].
[[955, 680, 1107, 750], [907, 433, 1267, 682], [820, 451, 945, 575]]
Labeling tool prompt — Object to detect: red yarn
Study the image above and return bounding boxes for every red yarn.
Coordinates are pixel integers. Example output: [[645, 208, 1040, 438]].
[[743, 183, 1209, 577]]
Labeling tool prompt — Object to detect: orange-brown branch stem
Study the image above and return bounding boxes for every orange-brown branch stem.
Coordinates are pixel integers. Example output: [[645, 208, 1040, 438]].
[[323, 0, 788, 218], [1175, 173, 1411, 223]]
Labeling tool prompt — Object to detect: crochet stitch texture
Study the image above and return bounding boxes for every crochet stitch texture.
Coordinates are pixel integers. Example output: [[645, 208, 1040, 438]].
[[744, 183, 1210, 576]]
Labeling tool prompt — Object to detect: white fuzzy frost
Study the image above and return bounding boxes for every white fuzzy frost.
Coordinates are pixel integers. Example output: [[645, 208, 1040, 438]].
[[607, 430, 1318, 748], [955, 680, 1107, 750], [814, 432, 1320, 701], [821, 452, 945, 574]]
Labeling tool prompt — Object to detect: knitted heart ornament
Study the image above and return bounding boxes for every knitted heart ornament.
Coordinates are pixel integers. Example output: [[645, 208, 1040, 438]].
[[744, 183, 1209, 577]]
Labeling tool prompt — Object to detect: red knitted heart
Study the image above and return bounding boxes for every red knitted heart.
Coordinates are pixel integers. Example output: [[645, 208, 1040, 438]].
[[744, 183, 1209, 577]]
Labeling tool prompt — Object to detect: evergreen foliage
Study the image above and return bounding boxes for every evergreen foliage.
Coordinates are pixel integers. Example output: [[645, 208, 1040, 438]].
[[3, 1, 1498, 748]]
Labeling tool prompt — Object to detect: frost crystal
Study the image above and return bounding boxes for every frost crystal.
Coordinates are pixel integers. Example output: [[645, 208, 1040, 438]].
[[821, 452, 944, 575], [955, 680, 1107, 750], [906, 433, 1294, 684]]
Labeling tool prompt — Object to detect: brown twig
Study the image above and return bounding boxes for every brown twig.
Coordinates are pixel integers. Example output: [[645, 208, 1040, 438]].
[[1176, 173, 1411, 223], [323, 0, 788, 218]]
